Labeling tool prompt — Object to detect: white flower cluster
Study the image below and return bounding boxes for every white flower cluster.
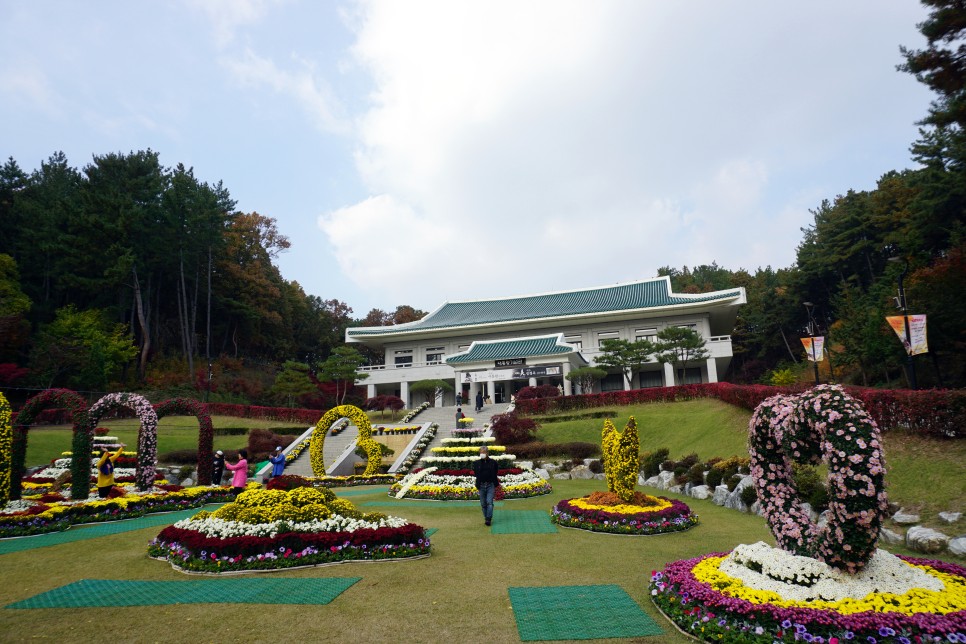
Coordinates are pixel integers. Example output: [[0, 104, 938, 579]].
[[2, 499, 37, 515], [397, 424, 438, 474], [174, 513, 410, 539], [412, 470, 545, 490], [440, 437, 495, 446], [721, 541, 943, 602], [400, 402, 431, 423], [395, 467, 437, 498], [419, 454, 515, 467]]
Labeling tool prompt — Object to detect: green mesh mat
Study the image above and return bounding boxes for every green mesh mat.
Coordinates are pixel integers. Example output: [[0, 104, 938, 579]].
[[425, 528, 437, 537], [508, 585, 663, 641], [336, 486, 391, 497], [0, 505, 223, 556], [6, 577, 360, 609], [361, 501, 504, 508], [491, 510, 557, 534]]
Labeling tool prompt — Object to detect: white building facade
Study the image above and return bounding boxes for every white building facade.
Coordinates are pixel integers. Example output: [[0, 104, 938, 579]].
[[346, 277, 746, 408]]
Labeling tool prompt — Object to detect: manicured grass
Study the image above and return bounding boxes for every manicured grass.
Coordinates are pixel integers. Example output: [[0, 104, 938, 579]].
[[535, 399, 751, 459], [1, 480, 960, 642], [23, 416, 308, 467], [532, 398, 966, 528]]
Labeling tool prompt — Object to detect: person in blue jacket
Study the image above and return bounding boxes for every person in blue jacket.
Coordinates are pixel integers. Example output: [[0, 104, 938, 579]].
[[268, 446, 286, 478]]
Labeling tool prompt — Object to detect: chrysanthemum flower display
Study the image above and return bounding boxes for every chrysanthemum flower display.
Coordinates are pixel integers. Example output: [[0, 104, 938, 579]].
[[551, 416, 698, 535], [149, 487, 430, 573], [650, 385, 965, 642], [309, 405, 383, 477], [88, 392, 159, 492], [389, 428, 551, 500]]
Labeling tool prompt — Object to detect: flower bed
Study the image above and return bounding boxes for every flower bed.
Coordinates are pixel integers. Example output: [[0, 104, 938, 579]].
[[550, 491, 699, 535], [389, 467, 551, 500], [649, 545, 966, 642], [0, 486, 236, 538], [265, 474, 398, 491], [395, 423, 437, 474], [149, 487, 430, 573]]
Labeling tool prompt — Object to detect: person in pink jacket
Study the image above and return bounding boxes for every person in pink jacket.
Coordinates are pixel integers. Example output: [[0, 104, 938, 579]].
[[225, 449, 248, 496]]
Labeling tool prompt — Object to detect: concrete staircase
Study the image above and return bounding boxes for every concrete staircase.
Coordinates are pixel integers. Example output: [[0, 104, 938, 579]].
[[279, 403, 510, 477]]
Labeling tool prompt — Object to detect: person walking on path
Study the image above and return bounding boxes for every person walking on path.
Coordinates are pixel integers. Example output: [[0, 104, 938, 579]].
[[212, 450, 225, 485], [456, 392, 462, 406], [455, 407, 465, 426], [475, 391, 484, 412], [473, 445, 500, 526], [268, 446, 286, 478], [96, 443, 126, 498], [225, 449, 249, 496]]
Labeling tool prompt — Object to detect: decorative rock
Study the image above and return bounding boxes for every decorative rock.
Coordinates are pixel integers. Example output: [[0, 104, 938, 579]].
[[534, 468, 550, 480], [949, 537, 966, 557], [892, 510, 921, 525], [181, 478, 194, 487], [643, 475, 661, 488], [552, 472, 571, 480], [879, 528, 905, 546], [569, 465, 594, 480], [582, 458, 601, 468], [657, 471, 675, 488], [938, 511, 962, 524], [712, 485, 730, 506], [517, 461, 534, 470], [668, 485, 683, 494], [817, 510, 829, 530], [905, 526, 950, 554], [689, 485, 710, 500], [593, 473, 605, 480]]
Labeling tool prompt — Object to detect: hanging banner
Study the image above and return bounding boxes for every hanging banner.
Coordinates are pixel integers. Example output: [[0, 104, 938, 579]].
[[886, 315, 928, 356], [801, 337, 825, 362]]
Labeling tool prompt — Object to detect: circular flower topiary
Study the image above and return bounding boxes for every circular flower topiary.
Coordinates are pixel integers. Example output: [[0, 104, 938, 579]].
[[749, 384, 888, 574], [309, 405, 383, 477], [88, 393, 159, 492], [551, 491, 698, 535]]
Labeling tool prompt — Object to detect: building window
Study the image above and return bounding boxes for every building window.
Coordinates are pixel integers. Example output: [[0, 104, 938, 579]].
[[564, 335, 582, 351], [425, 346, 444, 364], [394, 349, 413, 368], [598, 331, 620, 348], [635, 328, 657, 343], [638, 371, 663, 388], [681, 367, 702, 384], [600, 373, 624, 392]]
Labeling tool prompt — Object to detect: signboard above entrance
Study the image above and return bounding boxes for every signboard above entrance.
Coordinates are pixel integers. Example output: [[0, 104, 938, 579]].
[[462, 365, 562, 382], [495, 358, 526, 368], [512, 366, 561, 378]]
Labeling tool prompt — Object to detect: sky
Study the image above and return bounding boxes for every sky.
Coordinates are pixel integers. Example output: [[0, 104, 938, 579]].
[[0, 1, 934, 318]]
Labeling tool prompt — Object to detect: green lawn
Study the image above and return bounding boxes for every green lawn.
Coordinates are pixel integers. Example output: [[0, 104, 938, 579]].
[[532, 398, 965, 527], [535, 399, 752, 459], [0, 480, 959, 643], [23, 416, 309, 467]]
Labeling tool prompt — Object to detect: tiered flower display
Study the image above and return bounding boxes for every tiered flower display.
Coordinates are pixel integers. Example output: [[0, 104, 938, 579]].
[[149, 487, 430, 573], [650, 385, 966, 642], [551, 416, 698, 535], [390, 428, 551, 500]]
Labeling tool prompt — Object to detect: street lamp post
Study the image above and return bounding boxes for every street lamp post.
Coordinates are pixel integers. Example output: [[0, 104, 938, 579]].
[[888, 257, 918, 390], [803, 302, 820, 385]]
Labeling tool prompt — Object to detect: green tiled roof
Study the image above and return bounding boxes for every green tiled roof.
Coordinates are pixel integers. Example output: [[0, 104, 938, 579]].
[[447, 335, 578, 365], [347, 277, 741, 338]]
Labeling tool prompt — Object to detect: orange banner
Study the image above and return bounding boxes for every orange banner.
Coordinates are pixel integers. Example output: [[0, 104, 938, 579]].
[[886, 315, 928, 356], [801, 336, 824, 362]]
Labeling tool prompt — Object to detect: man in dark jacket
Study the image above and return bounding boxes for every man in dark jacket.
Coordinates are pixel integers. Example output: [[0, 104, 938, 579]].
[[212, 450, 225, 486], [473, 446, 500, 526]]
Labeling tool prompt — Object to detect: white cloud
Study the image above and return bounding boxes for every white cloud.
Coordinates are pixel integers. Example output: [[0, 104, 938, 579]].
[[0, 66, 64, 118], [220, 48, 350, 135], [321, 1, 930, 309], [184, 0, 282, 47]]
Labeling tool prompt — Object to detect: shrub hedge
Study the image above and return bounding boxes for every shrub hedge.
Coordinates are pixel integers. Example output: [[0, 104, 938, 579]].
[[514, 382, 965, 439]]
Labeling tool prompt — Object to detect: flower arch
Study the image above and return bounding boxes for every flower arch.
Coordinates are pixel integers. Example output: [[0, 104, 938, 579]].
[[309, 405, 383, 477], [749, 384, 888, 574], [154, 398, 214, 485], [88, 393, 159, 491], [9, 388, 90, 501], [0, 392, 12, 506]]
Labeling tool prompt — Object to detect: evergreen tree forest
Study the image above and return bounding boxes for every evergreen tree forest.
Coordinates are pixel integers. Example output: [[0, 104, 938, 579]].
[[0, 0, 963, 402]]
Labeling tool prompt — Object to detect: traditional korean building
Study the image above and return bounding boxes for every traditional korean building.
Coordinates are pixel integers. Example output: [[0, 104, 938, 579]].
[[346, 276, 746, 407]]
